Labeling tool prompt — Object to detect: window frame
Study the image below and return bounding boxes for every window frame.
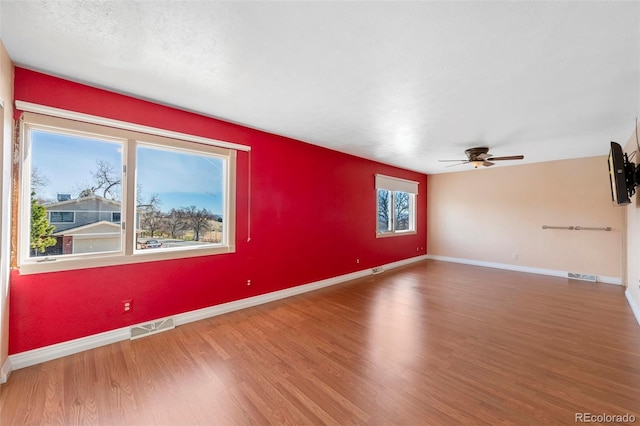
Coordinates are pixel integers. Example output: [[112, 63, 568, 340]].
[[49, 211, 75, 224], [18, 111, 239, 274], [375, 174, 418, 238], [132, 138, 231, 254]]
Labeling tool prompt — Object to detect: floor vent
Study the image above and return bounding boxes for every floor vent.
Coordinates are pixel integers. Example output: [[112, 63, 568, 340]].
[[568, 272, 597, 282], [130, 318, 175, 340], [372, 266, 384, 275]]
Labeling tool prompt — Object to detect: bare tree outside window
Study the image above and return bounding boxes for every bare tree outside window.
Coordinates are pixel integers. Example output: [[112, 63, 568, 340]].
[[163, 208, 186, 239], [377, 189, 390, 232], [141, 210, 163, 238], [76, 160, 122, 200], [394, 191, 410, 231], [31, 167, 52, 203], [180, 205, 213, 241]]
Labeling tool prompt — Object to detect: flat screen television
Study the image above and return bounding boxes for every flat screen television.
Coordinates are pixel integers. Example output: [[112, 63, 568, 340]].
[[608, 141, 635, 205]]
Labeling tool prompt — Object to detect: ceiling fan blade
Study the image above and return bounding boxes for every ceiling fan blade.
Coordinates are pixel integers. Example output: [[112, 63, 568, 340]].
[[486, 155, 524, 161], [445, 161, 470, 168], [483, 161, 495, 167], [438, 159, 467, 162], [476, 153, 492, 160]]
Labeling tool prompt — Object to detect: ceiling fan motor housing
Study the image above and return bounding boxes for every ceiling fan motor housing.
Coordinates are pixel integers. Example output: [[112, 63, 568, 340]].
[[464, 147, 490, 161]]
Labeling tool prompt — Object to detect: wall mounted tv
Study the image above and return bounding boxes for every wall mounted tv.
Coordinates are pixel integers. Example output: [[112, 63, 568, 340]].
[[608, 141, 639, 206]]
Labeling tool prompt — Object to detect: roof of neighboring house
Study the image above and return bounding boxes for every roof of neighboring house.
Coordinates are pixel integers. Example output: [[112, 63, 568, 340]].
[[45, 195, 121, 209], [53, 220, 121, 236]]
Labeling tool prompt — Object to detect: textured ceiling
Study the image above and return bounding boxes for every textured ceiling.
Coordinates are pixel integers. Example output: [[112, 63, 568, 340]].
[[1, 1, 638, 174]]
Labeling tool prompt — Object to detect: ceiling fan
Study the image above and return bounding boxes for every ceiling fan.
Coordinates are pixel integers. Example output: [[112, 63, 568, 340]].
[[438, 147, 524, 168]]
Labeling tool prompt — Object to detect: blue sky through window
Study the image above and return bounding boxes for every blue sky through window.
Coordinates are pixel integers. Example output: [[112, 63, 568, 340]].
[[31, 130, 122, 201], [137, 144, 223, 215], [31, 130, 224, 214]]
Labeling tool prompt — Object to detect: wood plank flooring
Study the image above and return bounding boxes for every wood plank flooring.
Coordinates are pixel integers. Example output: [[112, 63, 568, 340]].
[[1, 260, 639, 425]]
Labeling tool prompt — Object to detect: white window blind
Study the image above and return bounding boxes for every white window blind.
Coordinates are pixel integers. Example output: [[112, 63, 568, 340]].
[[375, 174, 419, 194]]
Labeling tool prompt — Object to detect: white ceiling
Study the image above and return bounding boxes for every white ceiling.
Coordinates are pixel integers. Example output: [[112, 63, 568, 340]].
[[1, 1, 638, 174]]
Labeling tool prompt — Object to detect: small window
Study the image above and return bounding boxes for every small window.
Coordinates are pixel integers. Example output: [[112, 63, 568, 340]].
[[111, 212, 121, 223], [375, 174, 418, 236], [49, 211, 75, 223]]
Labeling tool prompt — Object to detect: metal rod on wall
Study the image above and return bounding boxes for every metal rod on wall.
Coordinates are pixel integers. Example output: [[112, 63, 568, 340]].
[[573, 226, 612, 231], [541, 225, 611, 231]]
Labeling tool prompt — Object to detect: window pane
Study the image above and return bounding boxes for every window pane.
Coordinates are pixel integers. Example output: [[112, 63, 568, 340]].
[[394, 191, 411, 231], [136, 144, 225, 251], [377, 189, 391, 232], [29, 129, 123, 258], [49, 211, 74, 223]]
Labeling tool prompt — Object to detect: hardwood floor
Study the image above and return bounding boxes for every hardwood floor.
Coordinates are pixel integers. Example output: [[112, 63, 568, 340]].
[[1, 260, 639, 425]]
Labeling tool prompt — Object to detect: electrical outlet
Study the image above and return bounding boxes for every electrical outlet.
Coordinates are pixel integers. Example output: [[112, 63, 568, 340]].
[[123, 299, 132, 313], [247, 279, 251, 286], [512, 252, 519, 260], [356, 258, 360, 264]]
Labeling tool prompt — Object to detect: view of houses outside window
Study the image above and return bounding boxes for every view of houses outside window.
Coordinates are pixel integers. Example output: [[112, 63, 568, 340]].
[[29, 128, 225, 258], [29, 130, 124, 257]]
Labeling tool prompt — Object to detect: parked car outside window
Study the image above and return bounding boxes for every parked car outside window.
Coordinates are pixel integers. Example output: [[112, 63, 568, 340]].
[[142, 239, 162, 249]]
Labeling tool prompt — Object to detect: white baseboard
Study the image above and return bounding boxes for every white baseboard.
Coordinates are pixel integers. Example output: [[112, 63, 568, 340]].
[[0, 357, 12, 384], [9, 326, 131, 371], [598, 275, 623, 285], [8, 255, 428, 373], [425, 255, 622, 285], [176, 255, 427, 326], [625, 289, 640, 327]]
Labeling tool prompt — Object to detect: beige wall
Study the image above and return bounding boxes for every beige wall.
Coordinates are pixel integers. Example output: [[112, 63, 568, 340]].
[[0, 38, 14, 381], [428, 156, 624, 280], [624, 123, 640, 322]]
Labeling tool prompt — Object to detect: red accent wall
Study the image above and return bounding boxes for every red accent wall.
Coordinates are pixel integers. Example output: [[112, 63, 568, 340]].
[[9, 68, 427, 354]]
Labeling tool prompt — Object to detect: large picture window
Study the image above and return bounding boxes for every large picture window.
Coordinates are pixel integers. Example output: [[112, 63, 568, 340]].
[[19, 112, 238, 273], [375, 174, 418, 236]]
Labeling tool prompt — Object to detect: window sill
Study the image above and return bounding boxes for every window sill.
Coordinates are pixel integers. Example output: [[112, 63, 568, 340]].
[[376, 230, 417, 238], [17, 245, 235, 275]]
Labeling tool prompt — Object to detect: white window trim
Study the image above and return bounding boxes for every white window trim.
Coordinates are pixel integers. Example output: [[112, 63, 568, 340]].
[[375, 174, 418, 238], [18, 112, 237, 274], [16, 101, 251, 153]]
